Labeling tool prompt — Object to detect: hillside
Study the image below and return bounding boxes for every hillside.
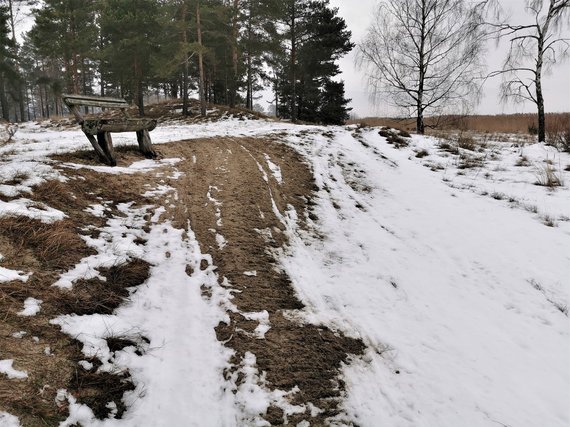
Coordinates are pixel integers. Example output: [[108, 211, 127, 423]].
[[0, 114, 568, 426]]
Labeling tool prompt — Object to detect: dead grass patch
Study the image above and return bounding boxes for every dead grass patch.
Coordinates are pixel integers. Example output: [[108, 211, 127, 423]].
[[68, 370, 135, 420], [55, 259, 151, 315], [534, 162, 564, 188], [352, 113, 570, 134], [0, 217, 92, 271], [378, 127, 409, 148], [0, 166, 153, 423]]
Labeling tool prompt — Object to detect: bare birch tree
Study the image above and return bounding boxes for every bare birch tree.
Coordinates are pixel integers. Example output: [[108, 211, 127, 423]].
[[489, 0, 570, 143], [357, 0, 489, 134]]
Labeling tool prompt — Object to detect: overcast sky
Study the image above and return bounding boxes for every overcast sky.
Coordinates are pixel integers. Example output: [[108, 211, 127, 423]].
[[330, 0, 570, 117], [14, 1, 569, 117]]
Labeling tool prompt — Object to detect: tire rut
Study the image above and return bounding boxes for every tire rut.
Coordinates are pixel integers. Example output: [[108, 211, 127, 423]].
[[159, 137, 365, 425]]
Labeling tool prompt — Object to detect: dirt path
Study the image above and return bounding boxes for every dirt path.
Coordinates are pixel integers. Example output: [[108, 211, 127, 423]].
[[159, 137, 365, 425], [0, 136, 364, 426]]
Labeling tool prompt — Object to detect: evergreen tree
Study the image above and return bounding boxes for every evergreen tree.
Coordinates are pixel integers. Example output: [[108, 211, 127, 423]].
[[275, 0, 352, 124], [99, 0, 162, 115], [240, 0, 281, 110], [29, 0, 98, 95]]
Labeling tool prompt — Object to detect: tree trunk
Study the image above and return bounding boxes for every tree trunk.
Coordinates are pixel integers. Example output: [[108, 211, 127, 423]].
[[536, 77, 545, 143], [246, 7, 253, 110], [134, 57, 145, 116], [229, 0, 240, 108], [416, 0, 426, 134], [18, 83, 25, 122], [0, 78, 9, 121], [196, 1, 207, 116], [536, 31, 545, 143], [182, 2, 189, 115], [138, 78, 145, 116], [290, 5, 297, 122]]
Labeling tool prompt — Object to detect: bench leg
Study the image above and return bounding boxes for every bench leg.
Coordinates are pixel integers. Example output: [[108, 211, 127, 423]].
[[97, 132, 117, 166], [84, 132, 110, 164], [136, 130, 157, 159]]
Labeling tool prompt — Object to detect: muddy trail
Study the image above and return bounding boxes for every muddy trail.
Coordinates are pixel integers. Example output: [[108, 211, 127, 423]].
[[0, 136, 364, 426], [160, 137, 365, 425]]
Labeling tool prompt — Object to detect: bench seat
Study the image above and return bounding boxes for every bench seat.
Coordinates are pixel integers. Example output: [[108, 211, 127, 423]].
[[62, 94, 158, 166], [82, 118, 157, 135]]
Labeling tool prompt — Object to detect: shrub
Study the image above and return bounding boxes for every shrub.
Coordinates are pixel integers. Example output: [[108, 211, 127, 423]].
[[457, 134, 477, 151]]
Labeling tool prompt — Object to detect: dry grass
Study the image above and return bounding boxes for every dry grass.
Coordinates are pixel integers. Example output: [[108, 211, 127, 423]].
[[56, 259, 151, 315], [534, 162, 564, 188], [0, 217, 93, 271], [378, 127, 410, 148], [68, 369, 135, 419], [351, 113, 570, 135], [0, 167, 154, 424]]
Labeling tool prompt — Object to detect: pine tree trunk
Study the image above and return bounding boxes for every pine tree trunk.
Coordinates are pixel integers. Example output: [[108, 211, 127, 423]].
[[290, 5, 297, 122], [246, 7, 254, 110], [18, 83, 25, 122], [229, 0, 240, 108], [196, 1, 207, 117], [0, 78, 9, 121], [182, 2, 189, 115]]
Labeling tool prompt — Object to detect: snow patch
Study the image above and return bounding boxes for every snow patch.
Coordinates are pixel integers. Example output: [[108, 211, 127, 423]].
[[17, 297, 42, 317], [0, 359, 28, 379]]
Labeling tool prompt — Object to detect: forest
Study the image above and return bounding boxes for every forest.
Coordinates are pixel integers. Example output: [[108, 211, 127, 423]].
[[0, 0, 353, 125]]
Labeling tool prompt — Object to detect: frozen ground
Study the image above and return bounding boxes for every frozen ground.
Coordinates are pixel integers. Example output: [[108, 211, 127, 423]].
[[0, 117, 568, 426]]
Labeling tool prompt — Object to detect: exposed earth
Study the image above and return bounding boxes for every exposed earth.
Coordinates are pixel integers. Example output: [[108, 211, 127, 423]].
[[0, 136, 365, 426]]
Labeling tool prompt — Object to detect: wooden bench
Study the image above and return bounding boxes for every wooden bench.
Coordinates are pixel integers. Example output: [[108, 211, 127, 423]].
[[62, 94, 157, 166]]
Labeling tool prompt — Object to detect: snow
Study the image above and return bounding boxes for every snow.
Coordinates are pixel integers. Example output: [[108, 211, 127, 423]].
[[0, 266, 29, 283], [276, 126, 570, 427], [17, 297, 42, 316], [52, 205, 238, 426], [1, 117, 568, 426], [264, 154, 283, 184], [0, 412, 21, 427], [233, 352, 305, 426], [0, 198, 66, 223], [53, 202, 149, 289], [0, 359, 28, 379]]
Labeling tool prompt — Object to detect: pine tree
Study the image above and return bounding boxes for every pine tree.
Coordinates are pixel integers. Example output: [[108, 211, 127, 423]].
[[275, 0, 352, 124], [99, 0, 162, 115], [29, 0, 98, 95]]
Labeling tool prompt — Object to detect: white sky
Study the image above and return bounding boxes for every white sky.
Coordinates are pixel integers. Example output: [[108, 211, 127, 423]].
[[330, 0, 570, 117]]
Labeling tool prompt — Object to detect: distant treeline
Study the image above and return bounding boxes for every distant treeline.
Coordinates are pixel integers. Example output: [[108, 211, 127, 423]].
[[0, 0, 352, 124]]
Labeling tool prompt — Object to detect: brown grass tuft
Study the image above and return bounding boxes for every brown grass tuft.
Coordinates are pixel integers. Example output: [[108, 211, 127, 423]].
[[55, 259, 151, 315], [0, 217, 93, 271], [68, 370, 135, 419]]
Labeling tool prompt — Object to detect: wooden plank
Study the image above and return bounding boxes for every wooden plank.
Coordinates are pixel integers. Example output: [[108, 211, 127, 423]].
[[137, 129, 157, 159], [62, 94, 130, 109], [82, 119, 157, 135]]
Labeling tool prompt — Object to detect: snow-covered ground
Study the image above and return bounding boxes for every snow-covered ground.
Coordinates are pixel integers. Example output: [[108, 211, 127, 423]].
[[1, 118, 568, 426]]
